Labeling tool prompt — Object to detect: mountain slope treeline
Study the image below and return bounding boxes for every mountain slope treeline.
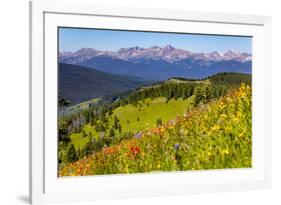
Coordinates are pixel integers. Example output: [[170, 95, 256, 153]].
[[59, 63, 146, 105]]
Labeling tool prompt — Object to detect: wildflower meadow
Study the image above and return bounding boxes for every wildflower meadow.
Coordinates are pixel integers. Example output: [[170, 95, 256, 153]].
[[59, 83, 252, 176]]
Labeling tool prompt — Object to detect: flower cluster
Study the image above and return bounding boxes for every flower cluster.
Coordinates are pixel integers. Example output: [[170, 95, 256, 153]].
[[129, 146, 141, 156]]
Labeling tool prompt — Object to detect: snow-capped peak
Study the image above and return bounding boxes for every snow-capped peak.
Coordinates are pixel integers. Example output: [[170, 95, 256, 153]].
[[59, 46, 251, 63]]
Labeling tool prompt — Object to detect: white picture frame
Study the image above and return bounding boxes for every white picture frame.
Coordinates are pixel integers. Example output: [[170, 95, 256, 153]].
[[29, 1, 272, 204]]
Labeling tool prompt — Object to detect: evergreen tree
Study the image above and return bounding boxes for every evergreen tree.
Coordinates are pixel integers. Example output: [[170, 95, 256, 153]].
[[109, 128, 115, 138], [118, 124, 122, 134], [194, 86, 203, 105], [108, 107, 113, 116], [156, 118, 163, 127], [66, 144, 78, 163], [182, 90, 188, 100], [202, 85, 212, 103], [58, 120, 70, 143], [114, 116, 119, 129], [82, 130, 87, 138]]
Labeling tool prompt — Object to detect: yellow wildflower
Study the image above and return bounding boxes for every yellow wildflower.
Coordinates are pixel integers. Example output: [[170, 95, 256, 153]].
[[237, 112, 242, 118], [211, 125, 220, 132], [169, 125, 175, 129], [220, 114, 228, 119], [233, 117, 239, 123], [219, 102, 226, 109], [222, 149, 229, 155]]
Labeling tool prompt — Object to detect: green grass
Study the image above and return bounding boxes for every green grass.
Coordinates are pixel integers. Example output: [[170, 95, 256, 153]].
[[139, 78, 208, 91], [112, 97, 193, 133], [70, 124, 98, 148], [70, 96, 194, 149], [60, 98, 100, 117], [167, 78, 207, 84], [69, 97, 100, 110]]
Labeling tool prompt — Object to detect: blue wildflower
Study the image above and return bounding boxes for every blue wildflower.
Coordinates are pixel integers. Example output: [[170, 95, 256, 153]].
[[174, 143, 180, 151], [134, 132, 142, 138]]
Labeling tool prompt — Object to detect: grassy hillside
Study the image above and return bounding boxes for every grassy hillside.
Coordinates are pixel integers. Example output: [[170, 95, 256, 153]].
[[70, 96, 194, 149], [59, 84, 251, 176], [112, 97, 194, 133], [58, 72, 251, 169], [59, 98, 101, 117]]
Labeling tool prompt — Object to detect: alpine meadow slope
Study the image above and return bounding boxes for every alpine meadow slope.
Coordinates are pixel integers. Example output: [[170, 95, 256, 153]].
[[59, 83, 252, 176], [58, 72, 252, 175]]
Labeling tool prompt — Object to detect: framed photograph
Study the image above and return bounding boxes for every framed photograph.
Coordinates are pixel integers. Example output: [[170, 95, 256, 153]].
[[30, 1, 272, 204]]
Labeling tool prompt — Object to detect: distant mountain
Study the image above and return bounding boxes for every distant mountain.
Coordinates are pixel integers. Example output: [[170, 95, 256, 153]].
[[59, 45, 251, 63], [59, 63, 145, 105], [59, 45, 252, 80]]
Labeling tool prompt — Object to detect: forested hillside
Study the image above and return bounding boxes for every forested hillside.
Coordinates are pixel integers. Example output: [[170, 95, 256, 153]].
[[58, 72, 251, 175], [59, 63, 146, 105]]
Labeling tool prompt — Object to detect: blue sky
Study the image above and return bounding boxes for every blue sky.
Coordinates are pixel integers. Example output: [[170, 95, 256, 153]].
[[59, 27, 252, 53]]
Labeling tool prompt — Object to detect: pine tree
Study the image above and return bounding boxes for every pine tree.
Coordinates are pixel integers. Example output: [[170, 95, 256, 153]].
[[156, 118, 163, 127], [108, 107, 113, 116], [118, 124, 122, 134], [82, 130, 87, 138], [66, 144, 78, 163], [202, 85, 212, 103], [109, 128, 115, 138], [114, 116, 119, 129], [182, 90, 188, 100], [194, 86, 203, 105]]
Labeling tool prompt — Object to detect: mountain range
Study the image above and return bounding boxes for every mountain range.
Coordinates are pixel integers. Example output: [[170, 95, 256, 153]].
[[59, 45, 252, 80]]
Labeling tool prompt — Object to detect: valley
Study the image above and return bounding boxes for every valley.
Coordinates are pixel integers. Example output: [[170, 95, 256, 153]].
[[58, 71, 252, 175]]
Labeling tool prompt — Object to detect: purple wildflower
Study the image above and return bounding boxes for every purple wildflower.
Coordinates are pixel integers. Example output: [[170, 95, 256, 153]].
[[134, 132, 142, 139], [174, 143, 180, 151]]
